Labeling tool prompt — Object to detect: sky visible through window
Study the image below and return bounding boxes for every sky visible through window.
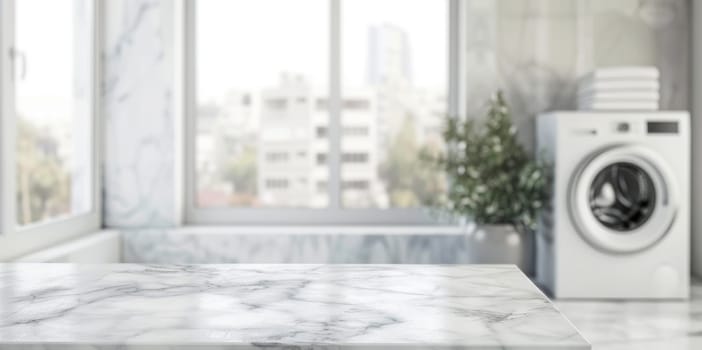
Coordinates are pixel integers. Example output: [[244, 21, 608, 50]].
[[197, 0, 446, 101]]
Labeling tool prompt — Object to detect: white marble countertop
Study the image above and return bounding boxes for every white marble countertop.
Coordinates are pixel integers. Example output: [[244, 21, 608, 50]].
[[0, 264, 588, 349]]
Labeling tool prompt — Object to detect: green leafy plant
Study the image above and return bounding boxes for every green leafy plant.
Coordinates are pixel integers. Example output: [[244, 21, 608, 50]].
[[424, 91, 549, 231]]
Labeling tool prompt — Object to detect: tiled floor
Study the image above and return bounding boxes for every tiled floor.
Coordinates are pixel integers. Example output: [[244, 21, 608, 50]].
[[556, 282, 702, 349]]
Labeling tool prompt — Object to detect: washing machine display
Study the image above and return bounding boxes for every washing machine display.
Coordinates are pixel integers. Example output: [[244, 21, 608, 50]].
[[569, 145, 677, 254], [589, 162, 656, 232]]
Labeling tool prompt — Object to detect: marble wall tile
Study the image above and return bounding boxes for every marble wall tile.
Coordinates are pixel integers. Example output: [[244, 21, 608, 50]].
[[464, 0, 689, 151], [102, 0, 177, 228], [121, 228, 477, 265]]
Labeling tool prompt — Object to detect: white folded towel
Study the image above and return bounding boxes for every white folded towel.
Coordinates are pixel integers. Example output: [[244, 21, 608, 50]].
[[577, 90, 660, 101], [577, 100, 659, 111], [577, 66, 661, 111], [578, 66, 660, 82], [578, 80, 659, 95]]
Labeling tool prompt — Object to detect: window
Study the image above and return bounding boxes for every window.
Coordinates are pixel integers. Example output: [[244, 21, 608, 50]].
[[0, 0, 99, 249], [343, 126, 369, 137], [193, 0, 329, 209], [264, 178, 289, 190], [343, 99, 370, 110], [265, 152, 289, 163], [341, 0, 447, 209], [14, 0, 96, 226], [316, 126, 328, 138], [264, 98, 288, 110], [341, 153, 369, 164], [186, 0, 456, 224], [316, 153, 327, 165], [342, 180, 369, 190]]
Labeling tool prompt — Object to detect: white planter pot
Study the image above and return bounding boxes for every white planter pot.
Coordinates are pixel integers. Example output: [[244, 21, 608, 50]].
[[464, 223, 534, 276]]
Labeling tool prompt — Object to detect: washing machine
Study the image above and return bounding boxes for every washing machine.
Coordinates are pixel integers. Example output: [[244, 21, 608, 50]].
[[536, 111, 689, 299]]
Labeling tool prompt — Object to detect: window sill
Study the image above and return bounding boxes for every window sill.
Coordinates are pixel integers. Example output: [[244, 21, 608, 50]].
[[168, 224, 465, 235]]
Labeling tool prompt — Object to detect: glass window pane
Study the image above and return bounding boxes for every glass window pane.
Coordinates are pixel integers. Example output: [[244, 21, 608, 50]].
[[15, 0, 93, 226], [195, 0, 329, 208], [341, 0, 448, 208]]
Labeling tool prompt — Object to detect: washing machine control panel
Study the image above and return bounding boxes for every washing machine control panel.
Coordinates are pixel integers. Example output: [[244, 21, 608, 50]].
[[609, 120, 645, 135], [615, 122, 630, 133], [647, 121, 679, 134], [602, 120, 680, 136]]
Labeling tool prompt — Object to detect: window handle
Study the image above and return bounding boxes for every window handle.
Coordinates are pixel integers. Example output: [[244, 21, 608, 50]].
[[9, 48, 27, 81]]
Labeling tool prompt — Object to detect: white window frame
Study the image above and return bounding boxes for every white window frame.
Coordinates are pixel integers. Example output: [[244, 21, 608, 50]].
[[0, 0, 101, 259], [183, 0, 465, 225]]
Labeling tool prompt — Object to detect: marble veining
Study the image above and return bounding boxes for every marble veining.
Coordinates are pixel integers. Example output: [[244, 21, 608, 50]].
[[102, 0, 178, 228], [120, 227, 479, 265], [120, 229, 702, 349], [463, 0, 689, 151], [0, 264, 589, 349]]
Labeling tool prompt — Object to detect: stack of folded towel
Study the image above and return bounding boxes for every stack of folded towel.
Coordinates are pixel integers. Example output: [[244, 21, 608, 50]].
[[577, 66, 660, 111]]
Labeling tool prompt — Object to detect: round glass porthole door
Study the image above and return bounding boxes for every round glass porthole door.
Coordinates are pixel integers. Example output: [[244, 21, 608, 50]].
[[569, 145, 677, 254], [589, 162, 656, 231]]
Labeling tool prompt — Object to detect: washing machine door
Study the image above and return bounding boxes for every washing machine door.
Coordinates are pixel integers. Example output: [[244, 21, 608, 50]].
[[569, 145, 678, 254]]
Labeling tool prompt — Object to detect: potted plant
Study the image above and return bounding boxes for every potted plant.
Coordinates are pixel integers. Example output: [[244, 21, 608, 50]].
[[424, 91, 549, 275]]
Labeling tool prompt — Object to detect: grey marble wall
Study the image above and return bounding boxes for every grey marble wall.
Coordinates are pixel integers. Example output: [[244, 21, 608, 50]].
[[464, 0, 689, 150], [101, 0, 690, 227], [121, 228, 476, 264], [102, 0, 178, 228]]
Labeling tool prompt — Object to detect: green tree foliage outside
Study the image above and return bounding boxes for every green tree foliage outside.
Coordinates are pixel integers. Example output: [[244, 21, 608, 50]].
[[221, 145, 258, 206], [16, 119, 71, 225], [381, 114, 446, 208]]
